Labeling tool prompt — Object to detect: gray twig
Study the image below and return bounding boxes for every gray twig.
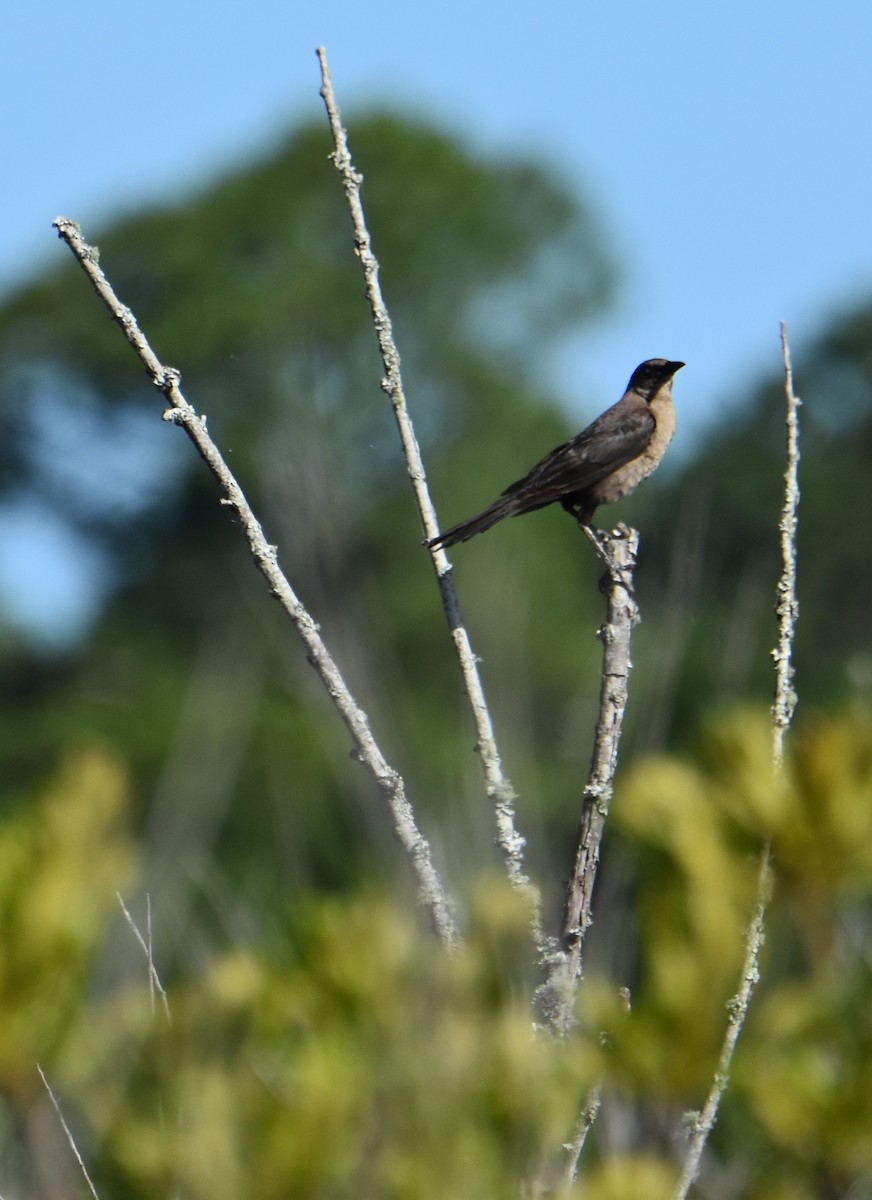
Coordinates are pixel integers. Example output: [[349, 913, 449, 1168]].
[[671, 848, 773, 1199], [117, 891, 171, 1022], [37, 1065, 101, 1200], [672, 322, 800, 1197], [316, 48, 546, 954], [560, 1084, 603, 1192], [53, 216, 457, 950], [531, 526, 637, 1190], [537, 524, 639, 1034], [772, 320, 801, 766]]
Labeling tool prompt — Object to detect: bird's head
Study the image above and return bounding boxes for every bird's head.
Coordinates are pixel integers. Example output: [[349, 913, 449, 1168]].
[[628, 358, 685, 401]]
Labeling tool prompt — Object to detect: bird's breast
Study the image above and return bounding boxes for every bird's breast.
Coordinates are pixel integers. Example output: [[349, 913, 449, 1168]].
[[587, 394, 675, 506]]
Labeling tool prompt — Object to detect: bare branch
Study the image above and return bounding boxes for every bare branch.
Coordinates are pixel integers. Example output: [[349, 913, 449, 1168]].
[[772, 320, 801, 766], [560, 1085, 602, 1193], [562, 527, 639, 982], [536, 525, 639, 1032], [37, 1065, 101, 1200], [53, 217, 457, 950], [673, 322, 800, 1197], [671, 847, 773, 1200], [316, 48, 546, 952]]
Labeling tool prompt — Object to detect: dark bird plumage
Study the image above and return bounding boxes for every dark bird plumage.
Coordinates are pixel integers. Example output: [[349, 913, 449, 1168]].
[[428, 358, 684, 549]]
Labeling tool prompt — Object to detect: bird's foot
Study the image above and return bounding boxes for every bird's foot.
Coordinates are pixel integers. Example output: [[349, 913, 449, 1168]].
[[580, 523, 638, 600]]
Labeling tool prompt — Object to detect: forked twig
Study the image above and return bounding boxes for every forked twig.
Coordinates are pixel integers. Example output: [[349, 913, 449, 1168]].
[[117, 892, 171, 1022], [525, 525, 639, 1192], [53, 216, 457, 949]]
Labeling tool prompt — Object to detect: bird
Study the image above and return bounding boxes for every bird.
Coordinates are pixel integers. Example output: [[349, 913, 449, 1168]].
[[428, 358, 684, 549]]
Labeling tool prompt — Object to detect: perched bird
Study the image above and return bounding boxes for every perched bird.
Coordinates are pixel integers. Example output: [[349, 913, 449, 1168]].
[[428, 358, 684, 549]]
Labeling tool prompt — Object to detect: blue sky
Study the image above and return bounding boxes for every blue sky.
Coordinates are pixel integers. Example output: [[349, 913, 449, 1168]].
[[3, 0, 871, 639]]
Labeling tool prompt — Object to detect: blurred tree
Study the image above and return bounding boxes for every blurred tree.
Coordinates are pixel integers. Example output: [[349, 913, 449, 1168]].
[[0, 113, 616, 936], [1, 93, 871, 1200], [602, 706, 872, 1200], [629, 310, 872, 749], [2, 104, 871, 956], [0, 747, 136, 1194], [3, 709, 871, 1198]]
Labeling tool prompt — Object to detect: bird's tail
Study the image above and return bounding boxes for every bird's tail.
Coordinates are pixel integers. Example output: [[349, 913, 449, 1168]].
[[428, 494, 518, 549]]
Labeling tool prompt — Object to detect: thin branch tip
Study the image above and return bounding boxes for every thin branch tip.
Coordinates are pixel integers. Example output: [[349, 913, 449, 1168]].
[[674, 323, 799, 1198], [317, 48, 541, 952]]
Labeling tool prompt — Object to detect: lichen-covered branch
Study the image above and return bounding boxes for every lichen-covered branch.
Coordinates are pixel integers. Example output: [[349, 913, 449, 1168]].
[[772, 320, 801, 766], [53, 216, 458, 950], [535, 525, 639, 1034], [673, 323, 800, 1197], [316, 48, 546, 955]]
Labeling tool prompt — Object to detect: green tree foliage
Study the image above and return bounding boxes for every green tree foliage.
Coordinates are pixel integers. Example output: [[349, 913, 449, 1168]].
[[0, 748, 135, 1185], [2, 709, 872, 1197], [76, 887, 597, 1200], [606, 706, 872, 1198]]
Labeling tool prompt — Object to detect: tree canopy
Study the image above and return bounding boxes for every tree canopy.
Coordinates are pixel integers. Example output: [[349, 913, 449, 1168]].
[[2, 106, 872, 1200]]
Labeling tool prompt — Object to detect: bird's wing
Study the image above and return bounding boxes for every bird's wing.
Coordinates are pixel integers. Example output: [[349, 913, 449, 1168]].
[[501, 402, 655, 505]]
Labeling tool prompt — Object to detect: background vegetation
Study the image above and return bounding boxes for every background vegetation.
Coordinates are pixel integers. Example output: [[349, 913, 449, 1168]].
[[1, 112, 871, 1197]]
